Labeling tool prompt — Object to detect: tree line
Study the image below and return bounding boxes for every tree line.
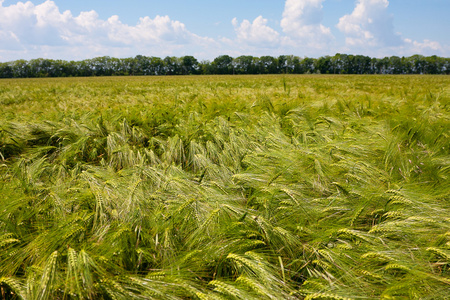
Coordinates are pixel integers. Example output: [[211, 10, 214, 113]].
[[1, 54, 449, 78]]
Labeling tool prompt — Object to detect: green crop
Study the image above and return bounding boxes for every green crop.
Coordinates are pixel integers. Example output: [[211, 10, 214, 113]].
[[0, 75, 449, 299]]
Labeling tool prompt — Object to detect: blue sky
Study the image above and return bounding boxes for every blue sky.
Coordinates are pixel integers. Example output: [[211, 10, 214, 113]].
[[0, 0, 449, 62]]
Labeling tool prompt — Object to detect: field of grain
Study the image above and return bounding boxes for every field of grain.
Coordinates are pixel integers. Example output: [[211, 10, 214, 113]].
[[1, 75, 449, 299]]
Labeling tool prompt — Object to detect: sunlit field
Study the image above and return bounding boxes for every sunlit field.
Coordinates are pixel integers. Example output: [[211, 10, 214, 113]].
[[1, 75, 449, 299]]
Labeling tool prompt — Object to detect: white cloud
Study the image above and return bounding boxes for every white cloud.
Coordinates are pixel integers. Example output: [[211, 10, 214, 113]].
[[335, 0, 448, 57], [400, 39, 445, 56], [0, 0, 216, 60], [0, 0, 447, 61], [337, 0, 403, 48], [280, 0, 333, 47], [226, 1, 335, 57], [231, 16, 280, 47]]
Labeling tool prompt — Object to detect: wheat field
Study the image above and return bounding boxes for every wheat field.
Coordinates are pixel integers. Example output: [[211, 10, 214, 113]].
[[1, 75, 449, 299]]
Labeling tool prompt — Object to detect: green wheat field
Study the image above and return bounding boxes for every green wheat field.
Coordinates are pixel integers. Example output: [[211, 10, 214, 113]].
[[1, 75, 449, 299]]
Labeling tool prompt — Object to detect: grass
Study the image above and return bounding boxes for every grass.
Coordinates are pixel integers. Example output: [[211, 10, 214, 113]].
[[1, 75, 449, 299]]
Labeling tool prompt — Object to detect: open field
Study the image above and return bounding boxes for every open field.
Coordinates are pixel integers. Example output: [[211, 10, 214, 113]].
[[1, 75, 449, 299]]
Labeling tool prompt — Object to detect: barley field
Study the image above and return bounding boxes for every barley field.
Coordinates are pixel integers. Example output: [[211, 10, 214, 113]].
[[1, 75, 449, 299]]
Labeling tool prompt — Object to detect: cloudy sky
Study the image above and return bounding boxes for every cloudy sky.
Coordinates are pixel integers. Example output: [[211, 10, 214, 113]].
[[0, 0, 449, 62]]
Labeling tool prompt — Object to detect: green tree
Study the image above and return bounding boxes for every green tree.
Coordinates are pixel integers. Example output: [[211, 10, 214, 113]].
[[11, 59, 31, 77], [181, 55, 199, 75], [258, 56, 277, 74], [389, 56, 403, 74], [234, 55, 255, 74], [199, 60, 214, 74], [212, 55, 233, 74], [315, 56, 331, 74], [278, 55, 299, 74], [163, 56, 182, 75], [299, 57, 315, 74], [0, 63, 13, 78]]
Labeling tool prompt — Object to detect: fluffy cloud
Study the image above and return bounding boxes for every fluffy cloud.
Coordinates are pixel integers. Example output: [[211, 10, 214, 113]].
[[224, 0, 335, 56], [0, 0, 446, 61], [231, 16, 280, 47], [0, 0, 215, 60], [337, 0, 403, 48], [336, 0, 448, 56], [401, 39, 445, 56], [280, 0, 333, 47]]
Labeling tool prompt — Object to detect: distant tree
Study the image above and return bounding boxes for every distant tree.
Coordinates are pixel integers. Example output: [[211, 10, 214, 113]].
[[370, 58, 378, 74], [277, 55, 288, 74], [2, 54, 449, 77], [277, 55, 298, 74], [330, 54, 342, 74], [389, 56, 402, 74], [424, 55, 440, 74], [299, 57, 315, 74], [29, 58, 56, 77], [315, 56, 331, 74], [251, 57, 261, 74], [354, 55, 371, 74], [234, 56, 254, 74], [11, 60, 31, 77], [199, 60, 214, 75], [258, 56, 277, 74], [0, 63, 13, 78], [181, 56, 199, 75], [148, 57, 165, 75], [163, 56, 182, 75], [130, 55, 147, 75], [212, 55, 233, 74]]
